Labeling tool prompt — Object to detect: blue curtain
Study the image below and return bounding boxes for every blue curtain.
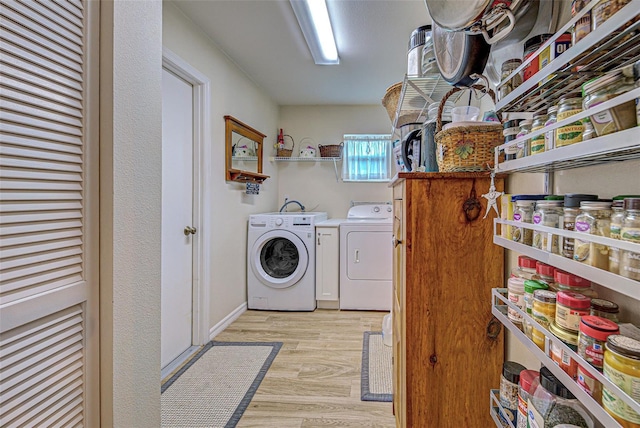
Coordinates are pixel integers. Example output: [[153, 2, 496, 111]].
[[342, 135, 392, 182]]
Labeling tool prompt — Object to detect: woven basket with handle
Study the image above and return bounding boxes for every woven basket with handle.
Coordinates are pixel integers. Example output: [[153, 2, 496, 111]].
[[435, 85, 503, 172], [277, 134, 294, 157]]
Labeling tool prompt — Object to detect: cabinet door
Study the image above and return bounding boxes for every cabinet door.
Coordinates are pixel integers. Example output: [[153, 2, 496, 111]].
[[316, 227, 339, 301], [344, 231, 392, 280]]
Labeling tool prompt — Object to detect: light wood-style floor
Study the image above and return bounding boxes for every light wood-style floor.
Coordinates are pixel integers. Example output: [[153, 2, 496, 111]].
[[213, 309, 396, 427]]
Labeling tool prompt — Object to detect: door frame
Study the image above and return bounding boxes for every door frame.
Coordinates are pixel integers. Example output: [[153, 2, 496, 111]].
[[162, 48, 211, 346]]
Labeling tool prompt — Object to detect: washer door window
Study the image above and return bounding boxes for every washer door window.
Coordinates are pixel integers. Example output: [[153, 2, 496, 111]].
[[251, 230, 309, 289]]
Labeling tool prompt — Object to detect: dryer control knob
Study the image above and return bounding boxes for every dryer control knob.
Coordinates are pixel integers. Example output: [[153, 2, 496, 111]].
[[275, 218, 283, 226], [373, 206, 380, 213], [387, 206, 392, 212]]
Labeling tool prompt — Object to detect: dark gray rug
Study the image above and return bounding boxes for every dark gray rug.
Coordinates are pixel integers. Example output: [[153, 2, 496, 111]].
[[361, 331, 393, 402], [161, 341, 282, 427]]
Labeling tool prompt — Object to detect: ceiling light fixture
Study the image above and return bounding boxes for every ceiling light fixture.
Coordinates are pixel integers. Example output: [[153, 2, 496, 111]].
[[290, 0, 339, 65]]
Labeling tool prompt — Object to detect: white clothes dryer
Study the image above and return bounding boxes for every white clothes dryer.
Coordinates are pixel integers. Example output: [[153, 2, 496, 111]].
[[247, 211, 327, 311], [339, 204, 393, 310]]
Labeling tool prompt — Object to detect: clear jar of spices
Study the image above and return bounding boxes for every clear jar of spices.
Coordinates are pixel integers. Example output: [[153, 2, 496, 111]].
[[524, 279, 549, 339], [609, 198, 626, 274], [503, 119, 521, 161], [534, 261, 557, 290], [500, 361, 527, 427], [556, 94, 585, 147], [499, 59, 523, 101], [516, 119, 532, 158], [562, 194, 598, 259], [590, 298, 620, 322], [582, 70, 636, 137], [620, 197, 640, 281], [530, 113, 548, 155], [572, 0, 591, 46], [512, 254, 538, 280], [517, 370, 539, 428], [533, 200, 563, 253], [545, 105, 558, 151], [555, 270, 597, 298], [573, 200, 613, 270]]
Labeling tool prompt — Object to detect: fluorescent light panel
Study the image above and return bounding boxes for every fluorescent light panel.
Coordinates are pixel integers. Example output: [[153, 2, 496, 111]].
[[290, 0, 339, 65]]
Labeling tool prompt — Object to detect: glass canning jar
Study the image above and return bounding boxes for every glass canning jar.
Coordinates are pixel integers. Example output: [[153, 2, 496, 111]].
[[533, 200, 563, 253], [573, 201, 613, 270], [499, 58, 523, 101], [556, 94, 584, 147], [620, 197, 640, 280], [516, 119, 532, 158], [545, 105, 558, 151], [610, 198, 626, 274], [512, 195, 546, 246], [530, 113, 548, 155], [582, 70, 636, 137], [562, 194, 599, 260]]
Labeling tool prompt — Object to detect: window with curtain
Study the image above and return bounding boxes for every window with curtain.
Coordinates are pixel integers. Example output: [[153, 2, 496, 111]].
[[341, 134, 392, 182]]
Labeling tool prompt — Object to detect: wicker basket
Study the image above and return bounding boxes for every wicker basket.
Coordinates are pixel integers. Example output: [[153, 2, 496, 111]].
[[277, 134, 294, 157], [318, 142, 343, 158], [382, 82, 424, 128], [435, 84, 503, 172]]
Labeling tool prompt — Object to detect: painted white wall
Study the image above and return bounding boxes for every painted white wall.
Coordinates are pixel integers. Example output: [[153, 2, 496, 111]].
[[100, 1, 163, 426], [162, 4, 280, 330], [277, 105, 393, 217]]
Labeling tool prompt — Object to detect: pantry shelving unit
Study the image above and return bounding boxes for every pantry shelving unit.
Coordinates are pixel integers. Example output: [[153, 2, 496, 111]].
[[489, 1, 640, 427]]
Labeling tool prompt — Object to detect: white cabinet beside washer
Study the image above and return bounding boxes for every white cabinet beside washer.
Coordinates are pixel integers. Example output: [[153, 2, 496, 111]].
[[315, 224, 339, 303]]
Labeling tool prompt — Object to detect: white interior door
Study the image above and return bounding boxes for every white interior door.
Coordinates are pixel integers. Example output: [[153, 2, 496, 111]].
[[161, 68, 194, 368]]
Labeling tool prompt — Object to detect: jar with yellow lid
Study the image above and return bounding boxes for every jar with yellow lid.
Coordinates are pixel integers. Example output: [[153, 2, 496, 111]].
[[603, 335, 640, 427], [550, 321, 579, 379], [556, 94, 584, 147], [532, 290, 557, 350], [583, 70, 636, 137]]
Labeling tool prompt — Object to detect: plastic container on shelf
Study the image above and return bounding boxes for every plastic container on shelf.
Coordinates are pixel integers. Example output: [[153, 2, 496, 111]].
[[528, 366, 594, 428], [517, 370, 539, 428], [573, 200, 613, 270], [582, 70, 637, 137], [562, 194, 599, 260], [532, 289, 558, 349], [556, 94, 585, 147], [499, 59, 523, 101], [602, 335, 640, 427], [555, 270, 597, 298], [508, 277, 526, 328], [590, 298, 620, 323], [556, 291, 591, 333], [500, 361, 527, 427], [512, 195, 547, 246], [524, 280, 550, 339], [533, 261, 557, 290], [512, 255, 538, 280], [545, 105, 559, 151], [530, 113, 548, 155], [620, 197, 640, 281], [550, 321, 580, 379], [515, 120, 532, 159], [503, 120, 521, 161]]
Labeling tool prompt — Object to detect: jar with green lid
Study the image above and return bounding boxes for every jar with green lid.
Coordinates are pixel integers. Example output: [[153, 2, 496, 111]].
[[603, 335, 640, 427], [583, 70, 636, 137], [528, 366, 594, 428], [524, 279, 549, 339], [533, 200, 563, 253], [530, 113, 548, 155], [532, 289, 557, 349], [591, 298, 620, 322], [620, 197, 640, 281], [573, 200, 612, 270], [610, 198, 626, 274], [545, 105, 558, 150], [516, 119, 532, 158], [556, 94, 584, 147]]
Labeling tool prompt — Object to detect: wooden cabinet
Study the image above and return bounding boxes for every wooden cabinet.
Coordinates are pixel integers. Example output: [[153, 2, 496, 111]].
[[391, 172, 505, 427]]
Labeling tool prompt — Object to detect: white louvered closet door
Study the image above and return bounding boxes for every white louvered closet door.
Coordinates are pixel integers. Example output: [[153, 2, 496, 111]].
[[0, 0, 99, 427]]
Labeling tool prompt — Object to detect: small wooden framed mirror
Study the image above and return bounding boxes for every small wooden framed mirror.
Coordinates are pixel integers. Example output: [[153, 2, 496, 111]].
[[224, 115, 269, 184]]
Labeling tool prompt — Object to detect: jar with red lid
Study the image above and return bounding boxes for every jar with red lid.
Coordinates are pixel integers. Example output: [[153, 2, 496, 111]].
[[554, 270, 597, 298], [533, 261, 556, 290], [511, 255, 538, 280], [556, 291, 591, 332], [517, 369, 539, 428], [578, 315, 620, 370]]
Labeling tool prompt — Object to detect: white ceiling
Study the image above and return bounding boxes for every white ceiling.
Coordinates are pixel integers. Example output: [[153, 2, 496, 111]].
[[170, 0, 432, 106]]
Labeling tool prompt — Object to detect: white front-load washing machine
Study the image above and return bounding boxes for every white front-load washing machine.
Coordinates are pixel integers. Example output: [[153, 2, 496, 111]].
[[247, 211, 327, 311]]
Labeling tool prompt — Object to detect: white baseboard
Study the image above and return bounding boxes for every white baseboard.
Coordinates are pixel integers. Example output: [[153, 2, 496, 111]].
[[209, 302, 247, 340]]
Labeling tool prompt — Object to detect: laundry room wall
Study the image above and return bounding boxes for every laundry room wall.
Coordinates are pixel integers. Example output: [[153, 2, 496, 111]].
[[277, 105, 394, 218], [163, 4, 280, 333]]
